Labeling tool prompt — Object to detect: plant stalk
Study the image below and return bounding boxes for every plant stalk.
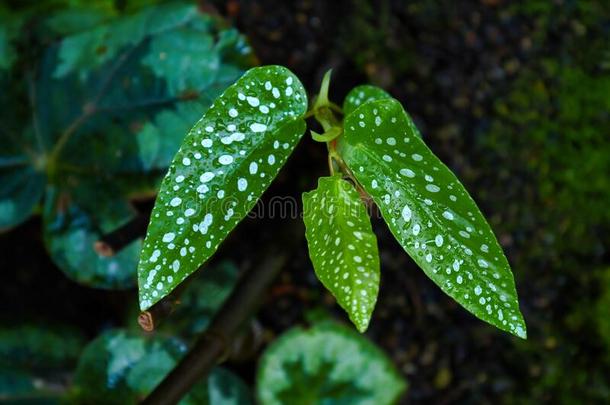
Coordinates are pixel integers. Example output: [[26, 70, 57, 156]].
[[141, 219, 303, 405]]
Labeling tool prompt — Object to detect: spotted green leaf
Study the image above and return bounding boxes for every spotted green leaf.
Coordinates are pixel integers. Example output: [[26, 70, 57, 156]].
[[338, 98, 527, 338], [138, 66, 308, 310], [302, 175, 380, 332], [342, 85, 391, 116]]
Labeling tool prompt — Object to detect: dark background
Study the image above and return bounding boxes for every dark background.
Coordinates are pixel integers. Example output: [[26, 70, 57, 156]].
[[2, 0, 609, 403]]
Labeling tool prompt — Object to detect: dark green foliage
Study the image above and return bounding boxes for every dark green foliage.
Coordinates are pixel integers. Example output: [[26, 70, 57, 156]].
[[0, 324, 84, 372], [69, 329, 252, 404], [0, 324, 85, 403], [256, 322, 406, 404], [0, 1, 253, 288], [157, 260, 240, 341]]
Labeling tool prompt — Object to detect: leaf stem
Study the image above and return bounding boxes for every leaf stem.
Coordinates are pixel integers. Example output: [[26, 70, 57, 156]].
[[142, 220, 303, 405], [328, 153, 335, 176]]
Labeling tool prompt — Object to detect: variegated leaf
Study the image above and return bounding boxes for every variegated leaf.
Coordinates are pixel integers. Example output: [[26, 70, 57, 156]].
[[338, 98, 526, 338], [342, 84, 391, 116], [302, 175, 380, 332], [138, 66, 308, 310]]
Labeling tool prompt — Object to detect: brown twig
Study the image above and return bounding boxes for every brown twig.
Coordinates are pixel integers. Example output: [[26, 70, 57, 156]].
[[138, 297, 181, 332], [141, 219, 303, 405], [136, 278, 191, 332]]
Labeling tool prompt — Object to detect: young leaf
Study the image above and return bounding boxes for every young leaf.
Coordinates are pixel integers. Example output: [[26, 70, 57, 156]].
[[257, 322, 407, 405], [338, 98, 527, 338], [302, 175, 380, 332], [138, 65, 308, 310], [342, 84, 391, 116]]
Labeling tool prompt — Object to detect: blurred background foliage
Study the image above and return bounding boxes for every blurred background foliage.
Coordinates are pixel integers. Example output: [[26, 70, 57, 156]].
[[1, 0, 609, 403]]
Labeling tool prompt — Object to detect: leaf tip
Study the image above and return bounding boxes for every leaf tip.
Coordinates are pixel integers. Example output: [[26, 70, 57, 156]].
[[354, 320, 369, 334], [513, 318, 528, 340]]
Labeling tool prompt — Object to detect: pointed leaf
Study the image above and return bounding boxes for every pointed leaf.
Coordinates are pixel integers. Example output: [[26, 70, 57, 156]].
[[338, 98, 526, 338], [342, 84, 391, 116], [138, 66, 308, 310], [302, 175, 380, 332]]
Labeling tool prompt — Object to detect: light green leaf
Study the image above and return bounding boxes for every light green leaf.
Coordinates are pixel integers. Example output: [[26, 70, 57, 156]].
[[338, 98, 527, 338], [256, 322, 407, 405], [138, 65, 308, 310], [302, 175, 380, 332], [342, 85, 391, 116]]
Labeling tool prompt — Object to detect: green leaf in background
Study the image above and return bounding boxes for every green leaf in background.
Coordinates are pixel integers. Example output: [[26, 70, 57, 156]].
[[338, 98, 526, 338], [43, 187, 142, 289], [342, 84, 391, 117], [0, 324, 85, 373], [0, 1, 253, 290], [0, 163, 46, 231], [205, 367, 253, 405], [0, 323, 85, 404], [596, 268, 610, 352], [45, 7, 115, 36], [0, 101, 46, 232], [0, 9, 22, 71], [157, 260, 240, 341], [302, 175, 380, 332], [136, 101, 209, 171], [0, 370, 61, 404], [138, 65, 308, 310], [256, 322, 406, 405], [53, 3, 199, 79], [70, 329, 252, 405]]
